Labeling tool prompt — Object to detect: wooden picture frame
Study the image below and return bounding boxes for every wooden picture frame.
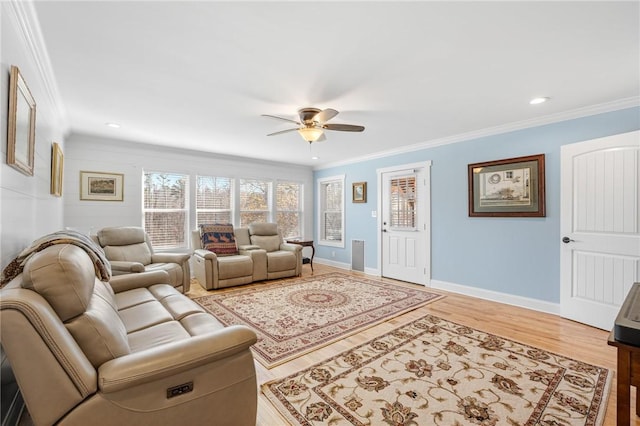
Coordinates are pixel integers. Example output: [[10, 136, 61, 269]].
[[7, 65, 36, 176], [51, 142, 63, 196], [468, 154, 545, 217], [352, 181, 367, 203], [80, 171, 124, 201]]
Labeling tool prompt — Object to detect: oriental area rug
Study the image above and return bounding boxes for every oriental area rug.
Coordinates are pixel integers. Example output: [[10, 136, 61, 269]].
[[194, 273, 443, 368], [262, 314, 611, 426]]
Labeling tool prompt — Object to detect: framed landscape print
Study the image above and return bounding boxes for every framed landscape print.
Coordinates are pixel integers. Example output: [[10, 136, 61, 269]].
[[7, 65, 36, 176], [51, 142, 63, 196], [352, 181, 367, 203], [468, 154, 545, 217], [80, 171, 124, 201]]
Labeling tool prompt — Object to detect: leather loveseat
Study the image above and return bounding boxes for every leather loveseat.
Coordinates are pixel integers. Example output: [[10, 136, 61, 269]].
[[191, 223, 302, 290], [0, 243, 258, 426]]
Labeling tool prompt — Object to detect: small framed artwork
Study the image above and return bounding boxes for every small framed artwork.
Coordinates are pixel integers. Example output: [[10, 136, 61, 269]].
[[80, 171, 124, 201], [352, 181, 367, 203], [7, 65, 36, 176], [468, 154, 545, 217], [50, 142, 63, 196]]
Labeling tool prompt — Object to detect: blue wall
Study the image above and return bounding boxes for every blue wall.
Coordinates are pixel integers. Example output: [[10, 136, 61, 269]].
[[314, 107, 640, 303]]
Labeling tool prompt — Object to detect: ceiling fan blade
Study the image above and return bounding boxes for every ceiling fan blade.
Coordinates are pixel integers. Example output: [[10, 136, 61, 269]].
[[323, 123, 365, 132], [261, 114, 300, 125], [266, 128, 299, 136], [314, 108, 339, 123]]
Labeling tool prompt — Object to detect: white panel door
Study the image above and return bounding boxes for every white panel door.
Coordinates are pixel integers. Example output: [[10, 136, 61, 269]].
[[380, 163, 431, 285], [560, 131, 640, 330]]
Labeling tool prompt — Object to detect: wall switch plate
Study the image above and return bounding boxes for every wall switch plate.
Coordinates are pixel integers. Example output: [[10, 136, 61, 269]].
[[371, 210, 377, 218]]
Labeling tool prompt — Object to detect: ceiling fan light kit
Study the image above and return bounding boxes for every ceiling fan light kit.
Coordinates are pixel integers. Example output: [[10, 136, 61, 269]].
[[298, 127, 324, 143], [263, 107, 364, 144]]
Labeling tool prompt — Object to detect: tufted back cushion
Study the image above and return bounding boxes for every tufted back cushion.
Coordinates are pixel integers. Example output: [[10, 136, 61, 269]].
[[102, 243, 152, 265], [21, 244, 130, 367], [248, 223, 282, 252], [97, 226, 147, 246], [22, 244, 95, 322]]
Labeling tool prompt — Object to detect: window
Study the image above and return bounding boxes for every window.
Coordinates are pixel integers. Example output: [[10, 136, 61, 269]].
[[143, 171, 189, 249], [239, 178, 271, 227], [317, 175, 344, 247], [389, 175, 416, 229], [276, 181, 302, 239], [196, 175, 232, 226]]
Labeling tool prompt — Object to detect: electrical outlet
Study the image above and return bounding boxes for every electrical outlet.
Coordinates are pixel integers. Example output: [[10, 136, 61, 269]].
[[331, 251, 336, 258]]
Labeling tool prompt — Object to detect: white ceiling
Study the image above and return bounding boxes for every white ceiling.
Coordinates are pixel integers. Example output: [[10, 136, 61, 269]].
[[32, 1, 639, 167]]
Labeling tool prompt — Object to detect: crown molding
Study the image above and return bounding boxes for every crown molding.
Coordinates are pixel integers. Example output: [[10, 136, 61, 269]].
[[5, 0, 69, 135], [315, 97, 640, 170]]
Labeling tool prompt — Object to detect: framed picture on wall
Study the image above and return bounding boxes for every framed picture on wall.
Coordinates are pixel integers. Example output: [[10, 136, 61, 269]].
[[80, 171, 124, 201], [468, 154, 545, 217], [51, 142, 63, 196], [7, 65, 36, 176], [352, 181, 367, 203]]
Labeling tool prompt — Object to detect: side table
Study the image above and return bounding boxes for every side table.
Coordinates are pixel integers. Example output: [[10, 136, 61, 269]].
[[608, 330, 640, 425], [286, 239, 315, 271]]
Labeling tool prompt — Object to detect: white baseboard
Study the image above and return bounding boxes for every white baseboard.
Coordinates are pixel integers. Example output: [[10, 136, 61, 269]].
[[314, 258, 380, 277], [314, 260, 559, 316], [314, 258, 351, 270], [431, 279, 560, 316]]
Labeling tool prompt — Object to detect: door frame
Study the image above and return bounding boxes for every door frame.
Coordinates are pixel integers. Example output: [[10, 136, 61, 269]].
[[376, 161, 432, 285]]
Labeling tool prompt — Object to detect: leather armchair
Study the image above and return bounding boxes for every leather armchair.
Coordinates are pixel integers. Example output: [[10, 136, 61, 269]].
[[248, 223, 302, 279], [0, 244, 258, 426], [94, 226, 191, 293]]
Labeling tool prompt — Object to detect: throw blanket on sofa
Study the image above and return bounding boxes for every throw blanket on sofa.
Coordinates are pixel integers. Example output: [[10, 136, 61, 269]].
[[0, 230, 112, 287]]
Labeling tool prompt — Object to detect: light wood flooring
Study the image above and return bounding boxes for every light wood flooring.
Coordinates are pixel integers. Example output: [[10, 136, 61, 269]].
[[187, 263, 637, 426]]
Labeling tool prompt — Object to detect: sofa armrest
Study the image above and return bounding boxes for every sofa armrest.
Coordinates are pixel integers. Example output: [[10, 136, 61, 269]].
[[280, 243, 302, 253], [152, 252, 191, 264], [194, 248, 218, 261], [98, 325, 257, 393], [238, 244, 261, 251], [110, 261, 145, 273], [109, 270, 171, 293]]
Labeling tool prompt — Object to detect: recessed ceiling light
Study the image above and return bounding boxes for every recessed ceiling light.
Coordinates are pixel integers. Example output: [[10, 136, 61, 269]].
[[105, 122, 121, 128], [529, 97, 550, 105], [311, 156, 319, 160]]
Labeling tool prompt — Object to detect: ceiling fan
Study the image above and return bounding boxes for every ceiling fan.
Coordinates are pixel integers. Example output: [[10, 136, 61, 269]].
[[262, 107, 364, 143]]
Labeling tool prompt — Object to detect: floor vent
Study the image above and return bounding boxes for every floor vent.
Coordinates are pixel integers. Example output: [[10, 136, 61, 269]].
[[352, 240, 364, 272]]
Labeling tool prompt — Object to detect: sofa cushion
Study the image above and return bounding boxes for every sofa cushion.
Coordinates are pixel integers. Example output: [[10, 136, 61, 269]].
[[250, 235, 281, 252], [266, 251, 297, 272], [127, 321, 191, 353], [218, 256, 253, 280], [200, 224, 239, 256]]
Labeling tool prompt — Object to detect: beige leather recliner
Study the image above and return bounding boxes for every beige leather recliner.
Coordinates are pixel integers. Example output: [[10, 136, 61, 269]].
[[0, 244, 258, 426], [248, 223, 302, 280], [94, 226, 191, 293]]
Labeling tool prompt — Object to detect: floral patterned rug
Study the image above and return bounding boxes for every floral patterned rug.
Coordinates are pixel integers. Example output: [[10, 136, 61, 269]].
[[194, 272, 443, 368], [262, 314, 611, 426]]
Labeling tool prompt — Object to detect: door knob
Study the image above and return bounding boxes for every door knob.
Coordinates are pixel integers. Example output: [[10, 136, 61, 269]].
[[562, 236, 575, 244]]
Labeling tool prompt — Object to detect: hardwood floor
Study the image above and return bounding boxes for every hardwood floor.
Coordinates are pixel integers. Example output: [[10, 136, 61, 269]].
[[187, 263, 636, 426]]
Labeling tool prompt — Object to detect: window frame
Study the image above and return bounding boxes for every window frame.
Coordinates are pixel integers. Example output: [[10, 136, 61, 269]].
[[142, 170, 190, 250], [275, 180, 303, 239], [317, 174, 345, 248], [195, 175, 234, 227]]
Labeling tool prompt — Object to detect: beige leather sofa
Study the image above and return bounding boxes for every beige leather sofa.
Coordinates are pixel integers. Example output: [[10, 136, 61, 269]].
[[94, 226, 191, 293], [0, 244, 258, 426], [191, 223, 302, 290]]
